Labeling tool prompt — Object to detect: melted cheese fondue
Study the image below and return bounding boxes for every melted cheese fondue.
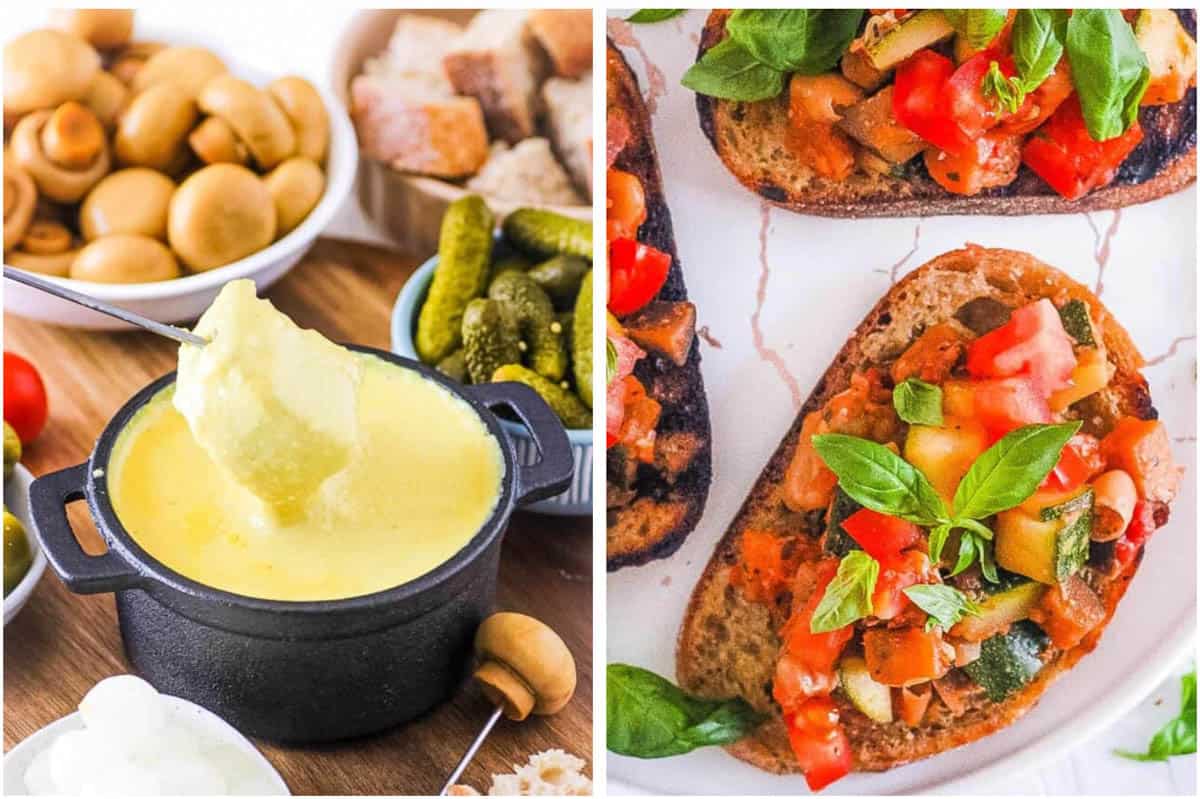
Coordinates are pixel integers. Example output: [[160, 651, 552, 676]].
[[109, 283, 505, 601]]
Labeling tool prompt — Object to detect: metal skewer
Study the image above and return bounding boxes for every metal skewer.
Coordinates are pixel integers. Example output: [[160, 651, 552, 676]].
[[441, 706, 504, 795], [4, 266, 208, 347]]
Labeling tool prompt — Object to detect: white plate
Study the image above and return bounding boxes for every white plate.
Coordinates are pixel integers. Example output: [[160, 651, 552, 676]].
[[3, 694, 289, 795], [607, 11, 1197, 795], [2, 25, 357, 329], [4, 464, 47, 626]]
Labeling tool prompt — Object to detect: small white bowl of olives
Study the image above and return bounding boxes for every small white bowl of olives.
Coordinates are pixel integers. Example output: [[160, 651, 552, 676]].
[[2, 10, 357, 329], [4, 463, 47, 626]]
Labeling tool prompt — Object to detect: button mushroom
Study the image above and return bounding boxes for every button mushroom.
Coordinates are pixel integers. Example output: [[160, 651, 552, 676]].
[[109, 41, 164, 86], [10, 103, 111, 202], [188, 116, 248, 166], [168, 164, 276, 271], [20, 220, 73, 255], [3, 161, 37, 251], [197, 75, 295, 170], [80, 168, 176, 241], [6, 248, 79, 277], [115, 83, 197, 172], [4, 29, 100, 117], [267, 77, 330, 163], [49, 10, 135, 50], [471, 612, 576, 720], [70, 234, 181, 283], [132, 45, 227, 99], [263, 157, 325, 237], [83, 71, 129, 129]]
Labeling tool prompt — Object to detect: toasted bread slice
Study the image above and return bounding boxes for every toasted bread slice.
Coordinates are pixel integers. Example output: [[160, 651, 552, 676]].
[[677, 246, 1167, 773], [607, 42, 713, 571], [695, 9, 1196, 218]]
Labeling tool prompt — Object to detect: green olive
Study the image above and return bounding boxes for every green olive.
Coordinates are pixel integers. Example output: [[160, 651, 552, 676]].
[[4, 509, 32, 596], [3, 422, 20, 481]]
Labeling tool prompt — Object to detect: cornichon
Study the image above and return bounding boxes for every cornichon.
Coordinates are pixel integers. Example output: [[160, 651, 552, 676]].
[[435, 349, 468, 383], [416, 195, 494, 364], [502, 208, 593, 260], [3, 422, 20, 481], [573, 270, 593, 408], [529, 255, 590, 309], [492, 364, 592, 429], [462, 298, 522, 385], [488, 271, 568, 382], [488, 252, 532, 283]]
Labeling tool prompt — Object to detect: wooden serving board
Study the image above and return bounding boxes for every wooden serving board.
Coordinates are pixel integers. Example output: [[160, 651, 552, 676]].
[[2, 239, 593, 795]]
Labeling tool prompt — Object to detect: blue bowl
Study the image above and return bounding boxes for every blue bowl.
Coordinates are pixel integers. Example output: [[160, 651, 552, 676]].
[[392, 257, 593, 516]]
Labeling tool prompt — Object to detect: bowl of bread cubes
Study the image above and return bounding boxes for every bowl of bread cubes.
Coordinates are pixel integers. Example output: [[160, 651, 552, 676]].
[[332, 9, 591, 256]]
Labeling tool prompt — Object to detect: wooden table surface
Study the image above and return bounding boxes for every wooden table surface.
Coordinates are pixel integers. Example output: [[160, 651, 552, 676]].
[[2, 239, 594, 795]]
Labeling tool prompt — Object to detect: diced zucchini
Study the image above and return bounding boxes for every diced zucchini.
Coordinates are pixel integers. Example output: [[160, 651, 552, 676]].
[[962, 621, 1049, 702], [1040, 488, 1095, 522], [903, 417, 988, 505], [951, 578, 1045, 642], [1057, 299, 1095, 346], [839, 655, 894, 723], [837, 87, 926, 164], [824, 487, 862, 558], [866, 10, 955, 70], [995, 498, 1093, 585]]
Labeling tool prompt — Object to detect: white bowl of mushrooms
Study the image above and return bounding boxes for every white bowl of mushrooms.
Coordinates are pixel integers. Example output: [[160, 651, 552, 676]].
[[2, 10, 357, 329]]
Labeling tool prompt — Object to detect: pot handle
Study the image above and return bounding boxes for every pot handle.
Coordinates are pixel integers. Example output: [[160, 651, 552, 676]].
[[29, 463, 144, 594], [470, 382, 575, 506]]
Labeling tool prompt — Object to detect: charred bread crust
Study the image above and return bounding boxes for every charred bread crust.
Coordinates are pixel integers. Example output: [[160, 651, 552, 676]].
[[695, 9, 1197, 218], [607, 41, 714, 571], [676, 246, 1167, 774]]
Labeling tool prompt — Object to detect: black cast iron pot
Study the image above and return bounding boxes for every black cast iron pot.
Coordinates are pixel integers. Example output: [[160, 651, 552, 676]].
[[29, 347, 574, 743]]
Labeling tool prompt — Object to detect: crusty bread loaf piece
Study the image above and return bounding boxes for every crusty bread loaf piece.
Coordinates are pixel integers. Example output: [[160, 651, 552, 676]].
[[528, 9, 593, 79], [543, 72, 593, 198], [677, 246, 1163, 774], [695, 9, 1196, 217], [365, 15, 463, 80], [350, 73, 488, 178], [607, 42, 712, 570], [467, 138, 582, 206], [443, 10, 547, 144]]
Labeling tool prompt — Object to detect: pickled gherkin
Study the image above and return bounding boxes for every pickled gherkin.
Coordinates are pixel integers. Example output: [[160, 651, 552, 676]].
[[492, 364, 591, 429], [573, 270, 593, 408], [435, 349, 468, 383], [502, 208, 592, 260], [528, 255, 590, 309], [416, 195, 494, 364], [488, 271, 567, 382], [462, 299, 522, 385]]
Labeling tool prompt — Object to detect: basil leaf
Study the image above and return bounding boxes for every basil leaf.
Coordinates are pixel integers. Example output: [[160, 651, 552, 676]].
[[893, 378, 944, 426], [950, 532, 977, 576], [904, 584, 981, 631], [810, 551, 879, 633], [1065, 9, 1150, 140], [977, 534, 999, 582], [606, 338, 618, 385], [1010, 8, 1067, 91], [726, 9, 863, 74], [1116, 671, 1197, 761], [626, 9, 684, 24], [952, 422, 1082, 521], [928, 522, 953, 564], [681, 38, 785, 102], [942, 9, 1008, 50], [812, 434, 949, 526], [607, 664, 763, 758]]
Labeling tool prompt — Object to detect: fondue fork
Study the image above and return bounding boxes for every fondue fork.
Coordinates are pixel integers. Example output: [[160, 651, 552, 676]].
[[4, 266, 208, 347], [440, 613, 577, 795]]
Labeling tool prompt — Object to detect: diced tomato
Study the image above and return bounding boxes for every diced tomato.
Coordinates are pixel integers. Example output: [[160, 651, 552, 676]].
[[946, 52, 1031, 139], [606, 168, 646, 242], [841, 509, 920, 562], [862, 626, 953, 686], [1043, 438, 1096, 492], [872, 550, 935, 621], [732, 530, 791, 603], [605, 328, 645, 449], [1100, 418, 1181, 503], [1022, 95, 1145, 200], [971, 376, 1053, 440], [614, 376, 660, 463], [893, 49, 973, 154], [997, 60, 1074, 135], [608, 238, 670, 317], [898, 683, 932, 727], [966, 298, 1077, 393], [924, 133, 1021, 196], [1028, 575, 1106, 649], [774, 559, 852, 710], [783, 697, 853, 792], [1114, 500, 1158, 572]]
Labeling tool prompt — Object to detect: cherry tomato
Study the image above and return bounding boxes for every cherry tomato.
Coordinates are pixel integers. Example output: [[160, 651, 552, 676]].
[[893, 49, 972, 154], [784, 697, 853, 792], [4, 352, 48, 444], [606, 168, 646, 242]]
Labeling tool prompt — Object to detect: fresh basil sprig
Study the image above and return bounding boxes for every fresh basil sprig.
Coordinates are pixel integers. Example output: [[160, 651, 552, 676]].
[[606, 339, 618, 385], [626, 9, 684, 24], [1116, 670, 1197, 762], [811, 434, 948, 526], [810, 551, 878, 633], [904, 584, 982, 631], [1065, 9, 1150, 141], [682, 9, 862, 101], [893, 378, 944, 427], [942, 9, 1008, 50], [1011, 9, 1068, 92], [953, 421, 1081, 520], [607, 664, 763, 758]]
